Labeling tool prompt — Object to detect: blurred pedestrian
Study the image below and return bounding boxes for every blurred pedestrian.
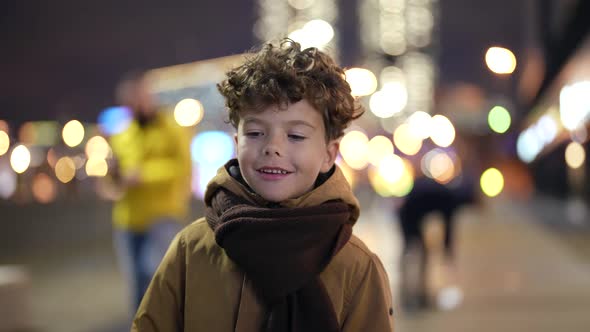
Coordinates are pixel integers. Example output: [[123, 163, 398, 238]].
[[108, 71, 192, 317], [398, 175, 476, 310]]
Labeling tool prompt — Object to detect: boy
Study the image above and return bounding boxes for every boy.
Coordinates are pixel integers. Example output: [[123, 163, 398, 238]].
[[132, 39, 394, 332]]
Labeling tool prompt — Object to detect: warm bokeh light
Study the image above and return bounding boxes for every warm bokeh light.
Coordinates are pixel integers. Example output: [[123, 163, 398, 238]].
[[18, 122, 36, 145], [367, 135, 394, 166], [480, 168, 504, 197], [345, 68, 378, 97], [488, 106, 511, 134], [565, 142, 585, 169], [32, 173, 57, 204], [10, 145, 31, 174], [0, 130, 9, 156], [62, 120, 85, 147], [408, 111, 432, 139], [380, 154, 405, 184], [369, 156, 415, 197], [174, 98, 204, 127], [559, 81, 590, 130], [422, 149, 456, 184], [86, 158, 108, 177], [339, 130, 370, 170], [485, 46, 517, 74], [288, 19, 334, 49], [430, 115, 456, 147], [393, 123, 423, 156], [369, 82, 408, 118], [55, 157, 76, 183], [47, 148, 58, 168], [85, 136, 111, 159]]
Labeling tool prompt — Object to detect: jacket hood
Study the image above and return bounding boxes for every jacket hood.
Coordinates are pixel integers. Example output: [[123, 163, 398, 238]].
[[204, 159, 360, 225]]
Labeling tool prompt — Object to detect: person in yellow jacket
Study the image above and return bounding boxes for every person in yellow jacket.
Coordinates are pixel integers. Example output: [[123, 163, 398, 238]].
[[133, 39, 394, 331], [109, 71, 192, 316]]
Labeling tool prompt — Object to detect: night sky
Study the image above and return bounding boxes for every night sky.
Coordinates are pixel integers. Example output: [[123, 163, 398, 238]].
[[0, 0, 526, 125]]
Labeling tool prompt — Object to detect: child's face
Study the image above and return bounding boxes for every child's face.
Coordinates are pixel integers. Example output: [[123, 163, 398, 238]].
[[235, 99, 339, 202]]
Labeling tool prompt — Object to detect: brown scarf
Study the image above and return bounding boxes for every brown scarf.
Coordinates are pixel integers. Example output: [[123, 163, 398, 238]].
[[206, 188, 352, 332]]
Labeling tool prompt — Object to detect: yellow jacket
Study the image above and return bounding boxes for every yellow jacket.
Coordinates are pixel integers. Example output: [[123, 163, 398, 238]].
[[133, 164, 394, 331], [109, 112, 191, 231]]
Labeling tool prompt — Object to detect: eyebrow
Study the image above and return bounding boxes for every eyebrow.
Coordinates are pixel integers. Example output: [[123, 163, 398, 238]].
[[242, 117, 316, 129]]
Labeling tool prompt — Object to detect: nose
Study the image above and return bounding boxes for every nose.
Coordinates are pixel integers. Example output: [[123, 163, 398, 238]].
[[263, 133, 283, 157]]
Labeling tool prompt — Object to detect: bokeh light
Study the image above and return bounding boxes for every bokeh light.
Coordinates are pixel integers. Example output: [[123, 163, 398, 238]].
[[86, 158, 108, 177], [339, 130, 369, 170], [18, 122, 36, 145], [345, 68, 378, 97], [0, 163, 17, 199], [480, 168, 504, 197], [393, 123, 423, 156], [559, 81, 590, 130], [288, 19, 334, 49], [174, 98, 204, 127], [0, 130, 9, 156], [485, 46, 517, 74], [422, 148, 456, 184], [85, 136, 111, 160], [430, 115, 455, 147], [565, 142, 585, 169], [98, 106, 132, 136], [369, 82, 408, 118], [10, 145, 31, 174], [488, 106, 511, 134], [47, 148, 58, 169], [191, 131, 235, 198], [55, 157, 76, 183], [369, 156, 414, 197], [408, 111, 432, 139], [62, 120, 85, 147], [367, 135, 394, 166], [32, 173, 57, 204], [191, 131, 234, 165]]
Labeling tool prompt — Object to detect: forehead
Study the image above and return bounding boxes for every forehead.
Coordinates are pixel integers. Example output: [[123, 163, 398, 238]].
[[240, 100, 325, 128]]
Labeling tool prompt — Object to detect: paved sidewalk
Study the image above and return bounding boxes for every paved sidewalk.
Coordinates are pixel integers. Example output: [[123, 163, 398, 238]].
[[354, 197, 590, 332], [4, 196, 590, 331]]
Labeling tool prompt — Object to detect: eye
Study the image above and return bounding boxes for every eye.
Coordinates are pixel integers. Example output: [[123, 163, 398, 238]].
[[288, 134, 306, 141], [245, 131, 263, 138]]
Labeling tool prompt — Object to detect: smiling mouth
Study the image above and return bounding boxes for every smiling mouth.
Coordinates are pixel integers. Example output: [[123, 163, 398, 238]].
[[257, 167, 292, 175]]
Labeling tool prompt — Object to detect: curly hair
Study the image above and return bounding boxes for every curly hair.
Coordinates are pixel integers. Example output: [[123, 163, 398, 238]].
[[217, 39, 363, 141]]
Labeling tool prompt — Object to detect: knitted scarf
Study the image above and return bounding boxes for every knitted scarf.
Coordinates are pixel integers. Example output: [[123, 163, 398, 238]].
[[206, 188, 353, 332]]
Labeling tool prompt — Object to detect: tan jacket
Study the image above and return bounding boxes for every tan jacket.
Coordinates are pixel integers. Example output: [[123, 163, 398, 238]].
[[133, 165, 394, 331]]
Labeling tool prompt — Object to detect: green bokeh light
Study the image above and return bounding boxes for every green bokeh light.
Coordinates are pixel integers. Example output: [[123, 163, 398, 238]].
[[488, 106, 511, 134]]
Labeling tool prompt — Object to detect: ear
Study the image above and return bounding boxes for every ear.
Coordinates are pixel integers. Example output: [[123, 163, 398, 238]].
[[320, 139, 339, 173], [233, 133, 239, 155]]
